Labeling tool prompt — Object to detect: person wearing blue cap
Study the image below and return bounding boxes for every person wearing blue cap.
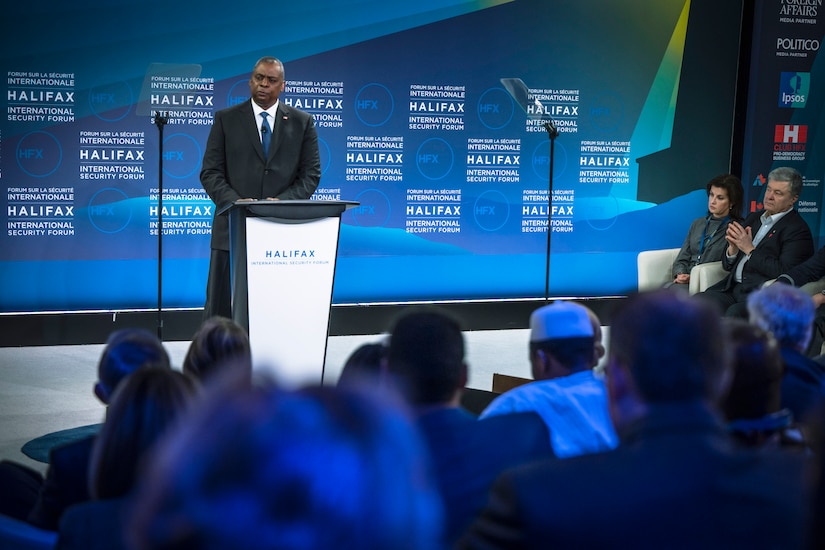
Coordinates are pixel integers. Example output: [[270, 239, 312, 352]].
[[479, 300, 618, 458]]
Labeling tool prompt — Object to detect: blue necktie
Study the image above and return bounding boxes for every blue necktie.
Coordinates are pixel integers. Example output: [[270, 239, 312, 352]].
[[260, 112, 271, 156]]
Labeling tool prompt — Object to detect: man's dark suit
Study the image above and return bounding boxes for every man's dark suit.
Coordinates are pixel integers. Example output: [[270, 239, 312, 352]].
[[416, 407, 553, 547], [200, 99, 320, 317], [780, 244, 825, 288], [201, 99, 321, 251], [702, 208, 813, 316], [460, 403, 812, 549]]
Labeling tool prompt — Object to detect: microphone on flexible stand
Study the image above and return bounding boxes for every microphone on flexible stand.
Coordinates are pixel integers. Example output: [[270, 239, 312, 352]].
[[534, 98, 558, 137]]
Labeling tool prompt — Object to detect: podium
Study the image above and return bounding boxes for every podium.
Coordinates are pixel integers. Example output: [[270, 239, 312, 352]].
[[219, 200, 358, 387]]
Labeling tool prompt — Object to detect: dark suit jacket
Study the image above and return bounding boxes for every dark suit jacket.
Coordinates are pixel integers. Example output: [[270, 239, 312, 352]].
[[27, 435, 95, 531], [779, 244, 825, 287], [200, 100, 321, 251], [415, 407, 553, 547], [780, 346, 825, 424], [711, 208, 813, 293], [460, 402, 812, 549]]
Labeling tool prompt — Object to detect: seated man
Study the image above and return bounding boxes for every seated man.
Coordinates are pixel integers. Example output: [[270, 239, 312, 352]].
[[747, 283, 825, 425], [480, 301, 617, 458], [460, 290, 813, 549], [699, 166, 813, 317], [385, 307, 553, 546]]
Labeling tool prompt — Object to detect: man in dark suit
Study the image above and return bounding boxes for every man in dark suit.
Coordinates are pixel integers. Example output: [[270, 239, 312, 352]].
[[200, 56, 321, 319], [385, 307, 553, 547], [460, 291, 812, 549], [699, 166, 813, 317]]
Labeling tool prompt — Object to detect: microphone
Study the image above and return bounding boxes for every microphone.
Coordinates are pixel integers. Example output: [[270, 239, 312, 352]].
[[261, 125, 268, 134], [534, 98, 558, 136]]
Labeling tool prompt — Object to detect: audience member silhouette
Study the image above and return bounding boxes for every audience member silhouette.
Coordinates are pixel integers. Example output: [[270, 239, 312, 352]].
[[128, 378, 443, 550], [26, 328, 171, 531], [182, 316, 251, 384], [461, 290, 813, 548], [384, 307, 552, 545], [336, 341, 386, 389], [722, 318, 807, 449], [0, 460, 41, 522], [479, 300, 617, 458], [747, 283, 825, 425], [56, 367, 197, 550]]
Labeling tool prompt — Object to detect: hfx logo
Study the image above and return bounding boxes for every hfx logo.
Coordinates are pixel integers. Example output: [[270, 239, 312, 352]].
[[89, 80, 133, 121], [351, 189, 391, 227], [416, 138, 454, 180], [162, 133, 202, 179], [753, 173, 766, 187], [477, 88, 514, 130], [88, 188, 132, 234], [354, 83, 394, 127], [227, 79, 250, 107], [473, 190, 509, 231], [17, 131, 63, 178]]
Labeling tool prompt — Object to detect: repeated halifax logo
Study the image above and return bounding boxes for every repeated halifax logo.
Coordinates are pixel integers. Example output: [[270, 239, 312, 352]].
[[778, 72, 810, 108]]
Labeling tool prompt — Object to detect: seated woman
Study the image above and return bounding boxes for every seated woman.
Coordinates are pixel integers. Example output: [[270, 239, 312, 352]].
[[667, 174, 744, 290]]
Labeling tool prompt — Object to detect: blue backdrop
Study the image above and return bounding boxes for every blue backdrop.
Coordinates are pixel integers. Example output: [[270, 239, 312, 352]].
[[1, 0, 762, 312]]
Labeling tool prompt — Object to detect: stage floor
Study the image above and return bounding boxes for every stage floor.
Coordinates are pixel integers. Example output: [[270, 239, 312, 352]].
[[1, 328, 568, 473]]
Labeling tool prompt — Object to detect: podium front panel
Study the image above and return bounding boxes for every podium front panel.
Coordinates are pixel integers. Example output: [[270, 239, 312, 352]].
[[244, 215, 340, 387]]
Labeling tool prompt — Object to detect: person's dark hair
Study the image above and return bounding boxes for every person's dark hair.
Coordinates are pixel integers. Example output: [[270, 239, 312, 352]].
[[130, 380, 442, 550], [337, 342, 386, 388], [768, 166, 803, 198], [386, 307, 465, 405], [182, 316, 251, 382], [706, 173, 744, 221], [96, 328, 170, 403], [90, 367, 197, 500], [721, 319, 784, 421], [529, 338, 595, 373], [609, 291, 729, 403]]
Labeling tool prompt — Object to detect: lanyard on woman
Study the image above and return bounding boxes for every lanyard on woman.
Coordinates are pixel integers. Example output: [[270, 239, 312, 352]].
[[698, 215, 729, 261]]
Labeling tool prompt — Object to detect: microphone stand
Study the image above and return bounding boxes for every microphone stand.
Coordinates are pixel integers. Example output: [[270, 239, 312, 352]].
[[154, 111, 168, 340], [543, 118, 559, 302]]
